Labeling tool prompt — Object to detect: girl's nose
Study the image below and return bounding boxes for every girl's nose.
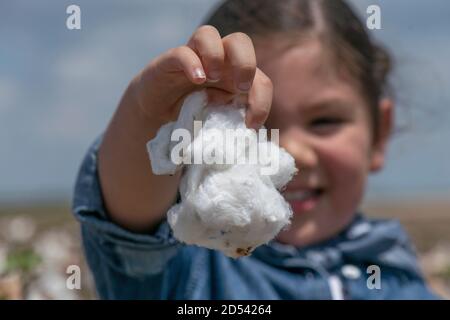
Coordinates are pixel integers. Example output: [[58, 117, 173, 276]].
[[280, 136, 318, 170]]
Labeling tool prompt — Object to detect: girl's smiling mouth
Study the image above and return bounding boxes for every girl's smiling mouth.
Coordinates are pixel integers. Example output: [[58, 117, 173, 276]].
[[283, 188, 325, 214]]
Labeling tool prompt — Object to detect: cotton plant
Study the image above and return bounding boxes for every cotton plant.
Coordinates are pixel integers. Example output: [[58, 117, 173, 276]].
[[147, 90, 297, 258]]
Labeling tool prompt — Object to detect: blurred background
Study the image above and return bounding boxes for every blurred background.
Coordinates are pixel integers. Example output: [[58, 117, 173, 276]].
[[1, 0, 449, 299]]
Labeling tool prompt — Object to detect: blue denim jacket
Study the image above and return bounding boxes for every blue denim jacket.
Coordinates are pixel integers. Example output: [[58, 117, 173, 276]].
[[72, 137, 438, 300]]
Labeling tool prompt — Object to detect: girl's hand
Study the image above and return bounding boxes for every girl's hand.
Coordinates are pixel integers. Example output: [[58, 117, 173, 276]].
[[133, 25, 273, 129], [98, 26, 274, 232]]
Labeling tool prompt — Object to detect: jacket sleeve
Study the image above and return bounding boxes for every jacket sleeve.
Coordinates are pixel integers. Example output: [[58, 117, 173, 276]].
[[72, 135, 184, 299]]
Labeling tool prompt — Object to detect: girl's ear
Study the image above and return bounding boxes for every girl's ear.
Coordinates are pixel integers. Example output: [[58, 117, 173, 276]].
[[370, 98, 394, 172]]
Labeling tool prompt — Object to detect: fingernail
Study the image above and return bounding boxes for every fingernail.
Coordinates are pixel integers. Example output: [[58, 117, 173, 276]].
[[193, 68, 206, 80], [208, 70, 221, 81], [238, 82, 251, 92]]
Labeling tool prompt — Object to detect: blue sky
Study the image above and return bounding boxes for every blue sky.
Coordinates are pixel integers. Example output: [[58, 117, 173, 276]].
[[1, 0, 449, 203]]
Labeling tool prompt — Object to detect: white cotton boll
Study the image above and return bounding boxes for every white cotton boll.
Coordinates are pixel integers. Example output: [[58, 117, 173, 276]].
[[258, 141, 298, 190], [169, 90, 208, 151], [167, 203, 205, 244], [198, 106, 252, 170], [175, 167, 292, 258], [147, 122, 177, 175], [147, 90, 208, 175], [274, 147, 298, 188], [192, 166, 261, 228], [195, 165, 292, 230], [178, 164, 204, 201], [147, 89, 297, 258]]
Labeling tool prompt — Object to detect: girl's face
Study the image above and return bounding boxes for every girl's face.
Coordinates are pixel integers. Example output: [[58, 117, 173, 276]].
[[256, 40, 392, 247]]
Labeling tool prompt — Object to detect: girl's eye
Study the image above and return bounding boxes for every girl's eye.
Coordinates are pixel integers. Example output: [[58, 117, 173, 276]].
[[309, 117, 343, 127], [308, 117, 345, 135]]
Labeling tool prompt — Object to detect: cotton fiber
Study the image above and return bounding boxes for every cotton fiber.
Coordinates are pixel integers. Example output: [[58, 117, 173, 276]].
[[147, 90, 297, 258]]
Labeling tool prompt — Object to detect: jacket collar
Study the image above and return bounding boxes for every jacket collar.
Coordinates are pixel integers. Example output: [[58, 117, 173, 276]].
[[252, 213, 423, 278]]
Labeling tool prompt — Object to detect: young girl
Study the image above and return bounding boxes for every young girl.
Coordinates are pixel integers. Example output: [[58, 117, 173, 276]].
[[73, 0, 438, 299]]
